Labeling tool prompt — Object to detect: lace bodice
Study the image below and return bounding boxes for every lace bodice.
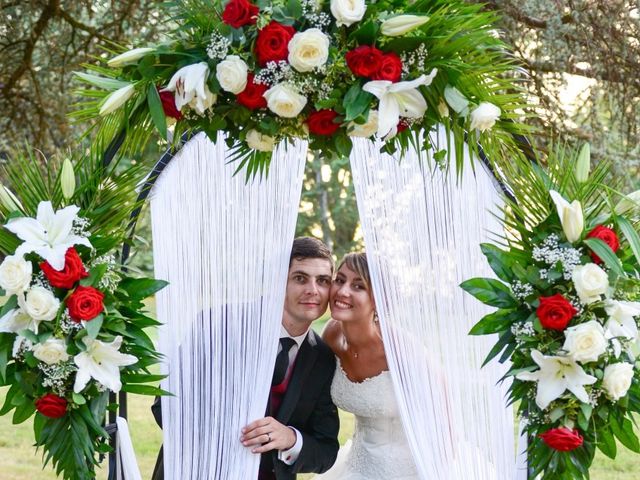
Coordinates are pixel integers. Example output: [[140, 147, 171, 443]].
[[316, 359, 419, 479]]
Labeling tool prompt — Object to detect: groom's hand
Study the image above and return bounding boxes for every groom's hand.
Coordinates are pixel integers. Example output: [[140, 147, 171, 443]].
[[241, 416, 297, 453]]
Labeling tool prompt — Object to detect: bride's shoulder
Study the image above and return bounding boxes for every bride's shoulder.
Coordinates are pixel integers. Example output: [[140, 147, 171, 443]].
[[320, 319, 342, 350]]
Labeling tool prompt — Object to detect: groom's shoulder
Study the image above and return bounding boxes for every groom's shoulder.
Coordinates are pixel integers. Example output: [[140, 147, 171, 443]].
[[307, 329, 335, 363]]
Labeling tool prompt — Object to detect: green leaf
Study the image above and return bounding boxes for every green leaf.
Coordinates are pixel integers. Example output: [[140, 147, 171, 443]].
[[349, 19, 379, 44], [147, 84, 168, 140], [0, 332, 13, 382], [80, 263, 108, 287], [468, 309, 516, 335], [335, 135, 353, 158], [460, 277, 517, 308], [33, 411, 48, 440], [121, 384, 171, 396], [72, 392, 87, 405], [597, 428, 617, 459], [121, 373, 167, 383], [119, 278, 168, 301], [343, 84, 372, 122], [480, 244, 514, 282], [583, 238, 624, 276], [286, 0, 302, 18], [611, 416, 640, 452], [84, 314, 104, 339], [74, 72, 130, 91], [0, 383, 19, 414], [0, 295, 18, 318], [12, 399, 35, 424], [617, 216, 640, 266], [481, 329, 513, 367]]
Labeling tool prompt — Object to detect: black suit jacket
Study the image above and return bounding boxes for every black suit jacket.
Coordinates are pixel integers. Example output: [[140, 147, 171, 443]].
[[151, 329, 339, 479]]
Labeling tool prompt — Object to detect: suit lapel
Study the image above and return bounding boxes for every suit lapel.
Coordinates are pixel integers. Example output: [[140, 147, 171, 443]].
[[276, 332, 317, 424]]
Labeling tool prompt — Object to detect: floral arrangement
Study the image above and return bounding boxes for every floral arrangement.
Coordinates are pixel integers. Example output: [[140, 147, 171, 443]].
[[461, 145, 640, 479], [0, 151, 167, 479], [76, 0, 530, 174]]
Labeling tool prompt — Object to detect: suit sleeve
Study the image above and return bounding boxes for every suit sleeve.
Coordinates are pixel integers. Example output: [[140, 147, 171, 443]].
[[152, 395, 163, 428], [283, 354, 340, 474]]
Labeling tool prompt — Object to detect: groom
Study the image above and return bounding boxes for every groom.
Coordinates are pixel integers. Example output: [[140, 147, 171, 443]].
[[151, 237, 339, 479]]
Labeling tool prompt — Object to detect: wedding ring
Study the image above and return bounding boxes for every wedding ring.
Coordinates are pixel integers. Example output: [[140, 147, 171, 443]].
[[267, 432, 272, 443]]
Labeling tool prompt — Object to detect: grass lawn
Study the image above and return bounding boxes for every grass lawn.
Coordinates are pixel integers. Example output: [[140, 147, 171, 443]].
[[1, 388, 638, 479]]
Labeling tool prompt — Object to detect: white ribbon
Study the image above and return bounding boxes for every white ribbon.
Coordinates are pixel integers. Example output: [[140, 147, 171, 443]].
[[116, 416, 142, 480]]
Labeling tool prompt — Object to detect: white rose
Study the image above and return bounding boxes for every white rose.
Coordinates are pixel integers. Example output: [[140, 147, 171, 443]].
[[18, 286, 60, 321], [381, 15, 430, 37], [572, 263, 608, 304], [246, 129, 276, 152], [288, 29, 330, 73], [602, 362, 634, 401], [0, 255, 32, 295], [330, 0, 366, 27], [469, 102, 501, 132], [264, 83, 307, 118], [348, 110, 379, 138], [33, 338, 70, 365], [563, 320, 607, 363], [215, 55, 249, 94]]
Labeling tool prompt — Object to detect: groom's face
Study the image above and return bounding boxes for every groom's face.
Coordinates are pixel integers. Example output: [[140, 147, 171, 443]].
[[282, 258, 332, 334]]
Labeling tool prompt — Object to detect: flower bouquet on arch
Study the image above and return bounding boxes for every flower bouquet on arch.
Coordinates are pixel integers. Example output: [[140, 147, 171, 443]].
[[75, 0, 531, 176], [460, 144, 640, 479], [0, 149, 167, 480]]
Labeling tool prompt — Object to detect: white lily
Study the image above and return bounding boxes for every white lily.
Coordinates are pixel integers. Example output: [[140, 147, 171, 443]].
[[604, 300, 640, 340], [73, 336, 137, 393], [60, 158, 76, 200], [99, 84, 135, 116], [516, 349, 597, 410], [0, 308, 37, 334], [0, 184, 23, 213], [107, 47, 154, 68], [5, 201, 92, 270], [164, 62, 217, 116], [575, 143, 591, 183], [549, 190, 584, 243], [380, 15, 430, 36], [363, 69, 438, 138]]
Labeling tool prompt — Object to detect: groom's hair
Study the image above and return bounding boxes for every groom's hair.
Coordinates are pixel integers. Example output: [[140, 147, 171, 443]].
[[290, 237, 334, 272]]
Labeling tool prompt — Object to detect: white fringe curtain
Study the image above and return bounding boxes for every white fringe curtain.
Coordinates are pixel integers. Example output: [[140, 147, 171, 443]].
[[150, 132, 307, 479], [350, 126, 524, 480]]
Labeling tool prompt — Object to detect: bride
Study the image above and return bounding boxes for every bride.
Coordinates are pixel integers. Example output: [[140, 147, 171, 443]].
[[314, 252, 419, 479]]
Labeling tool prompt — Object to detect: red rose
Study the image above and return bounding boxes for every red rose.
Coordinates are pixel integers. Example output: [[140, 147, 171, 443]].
[[307, 110, 341, 136], [346, 45, 383, 78], [159, 89, 182, 120], [586, 225, 620, 264], [539, 427, 583, 451], [373, 52, 403, 82], [67, 286, 105, 322], [536, 294, 577, 331], [35, 393, 67, 418], [40, 247, 89, 290], [255, 22, 295, 66], [237, 74, 268, 109], [222, 0, 259, 29], [396, 119, 410, 133]]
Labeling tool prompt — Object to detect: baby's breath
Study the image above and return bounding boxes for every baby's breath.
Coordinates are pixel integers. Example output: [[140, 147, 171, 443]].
[[206, 31, 231, 60]]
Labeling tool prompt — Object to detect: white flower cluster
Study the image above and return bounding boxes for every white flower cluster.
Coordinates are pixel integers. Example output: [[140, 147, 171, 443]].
[[400, 43, 428, 76], [72, 216, 91, 238], [302, 0, 331, 29], [60, 309, 82, 334], [532, 234, 583, 280], [40, 361, 76, 397], [206, 31, 231, 60], [93, 254, 121, 293], [511, 321, 535, 346], [254, 61, 295, 87], [511, 280, 534, 300]]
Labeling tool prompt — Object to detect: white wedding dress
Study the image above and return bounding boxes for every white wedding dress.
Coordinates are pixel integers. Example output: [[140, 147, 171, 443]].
[[314, 359, 420, 479]]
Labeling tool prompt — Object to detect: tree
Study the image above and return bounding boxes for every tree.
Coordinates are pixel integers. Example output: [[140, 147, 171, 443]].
[[0, 1, 163, 154], [476, 0, 640, 184]]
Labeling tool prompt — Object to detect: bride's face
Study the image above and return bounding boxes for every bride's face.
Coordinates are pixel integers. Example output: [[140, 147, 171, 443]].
[[330, 265, 375, 323]]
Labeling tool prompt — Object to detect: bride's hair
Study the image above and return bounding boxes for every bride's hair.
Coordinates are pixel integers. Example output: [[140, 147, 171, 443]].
[[338, 252, 371, 292]]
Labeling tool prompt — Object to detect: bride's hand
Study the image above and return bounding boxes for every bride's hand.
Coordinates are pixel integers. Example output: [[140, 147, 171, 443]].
[[240, 416, 297, 453]]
